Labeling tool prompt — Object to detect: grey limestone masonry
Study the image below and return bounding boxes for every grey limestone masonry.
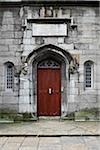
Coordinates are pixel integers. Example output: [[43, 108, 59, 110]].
[[0, 0, 100, 119]]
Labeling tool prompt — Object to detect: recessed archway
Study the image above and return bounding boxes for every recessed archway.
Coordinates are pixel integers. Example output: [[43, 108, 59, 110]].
[[26, 44, 73, 117]]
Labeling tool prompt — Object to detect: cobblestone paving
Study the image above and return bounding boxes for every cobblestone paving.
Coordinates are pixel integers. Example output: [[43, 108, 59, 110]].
[[0, 120, 99, 136], [0, 136, 99, 150]]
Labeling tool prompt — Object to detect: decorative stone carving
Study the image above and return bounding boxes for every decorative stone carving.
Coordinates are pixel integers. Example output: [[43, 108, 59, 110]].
[[39, 7, 53, 18], [45, 7, 53, 17], [21, 63, 28, 75], [14, 58, 28, 75], [14, 66, 22, 76], [58, 8, 62, 17], [69, 56, 79, 74], [39, 7, 45, 17], [27, 9, 32, 19], [71, 17, 77, 30], [21, 56, 26, 63], [19, 7, 24, 18]]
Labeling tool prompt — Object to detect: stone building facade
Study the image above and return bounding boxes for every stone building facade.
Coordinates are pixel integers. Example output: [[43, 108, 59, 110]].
[[0, 0, 100, 118]]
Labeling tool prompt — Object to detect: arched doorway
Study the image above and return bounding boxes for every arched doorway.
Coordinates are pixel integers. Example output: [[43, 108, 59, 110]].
[[24, 44, 73, 117], [37, 59, 61, 116]]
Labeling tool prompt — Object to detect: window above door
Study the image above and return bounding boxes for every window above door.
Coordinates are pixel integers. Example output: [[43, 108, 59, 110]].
[[38, 59, 60, 69]]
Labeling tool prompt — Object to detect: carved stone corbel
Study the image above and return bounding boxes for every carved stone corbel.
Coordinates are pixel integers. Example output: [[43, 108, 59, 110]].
[[69, 57, 79, 74], [14, 66, 22, 77], [21, 63, 28, 75]]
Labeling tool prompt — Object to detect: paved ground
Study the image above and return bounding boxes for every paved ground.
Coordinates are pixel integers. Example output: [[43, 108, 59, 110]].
[[0, 136, 99, 150], [0, 119, 100, 149], [0, 119, 100, 136]]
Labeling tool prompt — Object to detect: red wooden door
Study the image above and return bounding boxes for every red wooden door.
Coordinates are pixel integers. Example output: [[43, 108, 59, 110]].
[[37, 68, 61, 116]]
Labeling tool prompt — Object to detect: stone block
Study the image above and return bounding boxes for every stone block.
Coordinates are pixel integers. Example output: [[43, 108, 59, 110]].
[[0, 10, 3, 18], [83, 9, 96, 17], [23, 39, 31, 45], [1, 10, 13, 18], [80, 55, 96, 64], [24, 45, 35, 52], [78, 31, 97, 38], [0, 51, 15, 57], [14, 18, 21, 25], [0, 45, 9, 51], [20, 81, 24, 89], [2, 95, 17, 104], [59, 43, 74, 50], [82, 49, 97, 55], [15, 52, 22, 57], [44, 37, 58, 45], [19, 95, 29, 103], [79, 102, 98, 110], [84, 95, 97, 103], [19, 103, 32, 113], [1, 24, 14, 31], [2, 17, 14, 25], [30, 37, 35, 45], [14, 32, 22, 39], [24, 81, 29, 89], [89, 44, 99, 50], [13, 39, 21, 45], [0, 56, 18, 66], [58, 37, 64, 44], [79, 74, 84, 83], [78, 37, 97, 44], [14, 24, 21, 31], [20, 89, 29, 96], [0, 97, 2, 104], [71, 7, 86, 17], [0, 69, 4, 77], [96, 82, 100, 89], [0, 39, 14, 45], [0, 31, 15, 39], [62, 8, 70, 18], [34, 37, 44, 45], [96, 56, 100, 63], [74, 43, 89, 50], [77, 16, 97, 24], [1, 103, 18, 112], [75, 81, 81, 88], [70, 88, 78, 95], [78, 23, 99, 31], [67, 102, 77, 112], [26, 30, 32, 38], [9, 45, 20, 52]]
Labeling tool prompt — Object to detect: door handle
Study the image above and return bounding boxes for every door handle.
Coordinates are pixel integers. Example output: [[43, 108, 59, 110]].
[[48, 88, 52, 94]]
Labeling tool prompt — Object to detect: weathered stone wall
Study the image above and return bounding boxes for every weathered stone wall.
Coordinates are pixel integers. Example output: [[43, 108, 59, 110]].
[[0, 2, 100, 115], [0, 6, 22, 111], [69, 6, 100, 111]]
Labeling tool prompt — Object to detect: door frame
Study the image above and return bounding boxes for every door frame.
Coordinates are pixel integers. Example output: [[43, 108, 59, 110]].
[[31, 50, 69, 118]]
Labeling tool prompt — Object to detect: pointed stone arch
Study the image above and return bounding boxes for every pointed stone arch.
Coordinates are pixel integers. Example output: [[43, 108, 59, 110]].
[[25, 44, 73, 64], [20, 44, 74, 117], [26, 44, 73, 117]]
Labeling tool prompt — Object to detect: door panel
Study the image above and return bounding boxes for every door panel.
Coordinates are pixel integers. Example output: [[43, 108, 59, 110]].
[[37, 69, 61, 116]]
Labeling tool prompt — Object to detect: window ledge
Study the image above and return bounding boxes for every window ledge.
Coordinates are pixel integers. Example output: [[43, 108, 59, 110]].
[[84, 88, 96, 94]]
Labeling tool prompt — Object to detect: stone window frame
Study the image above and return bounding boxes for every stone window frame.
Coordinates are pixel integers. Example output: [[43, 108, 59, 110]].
[[5, 62, 14, 91], [84, 60, 94, 89]]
